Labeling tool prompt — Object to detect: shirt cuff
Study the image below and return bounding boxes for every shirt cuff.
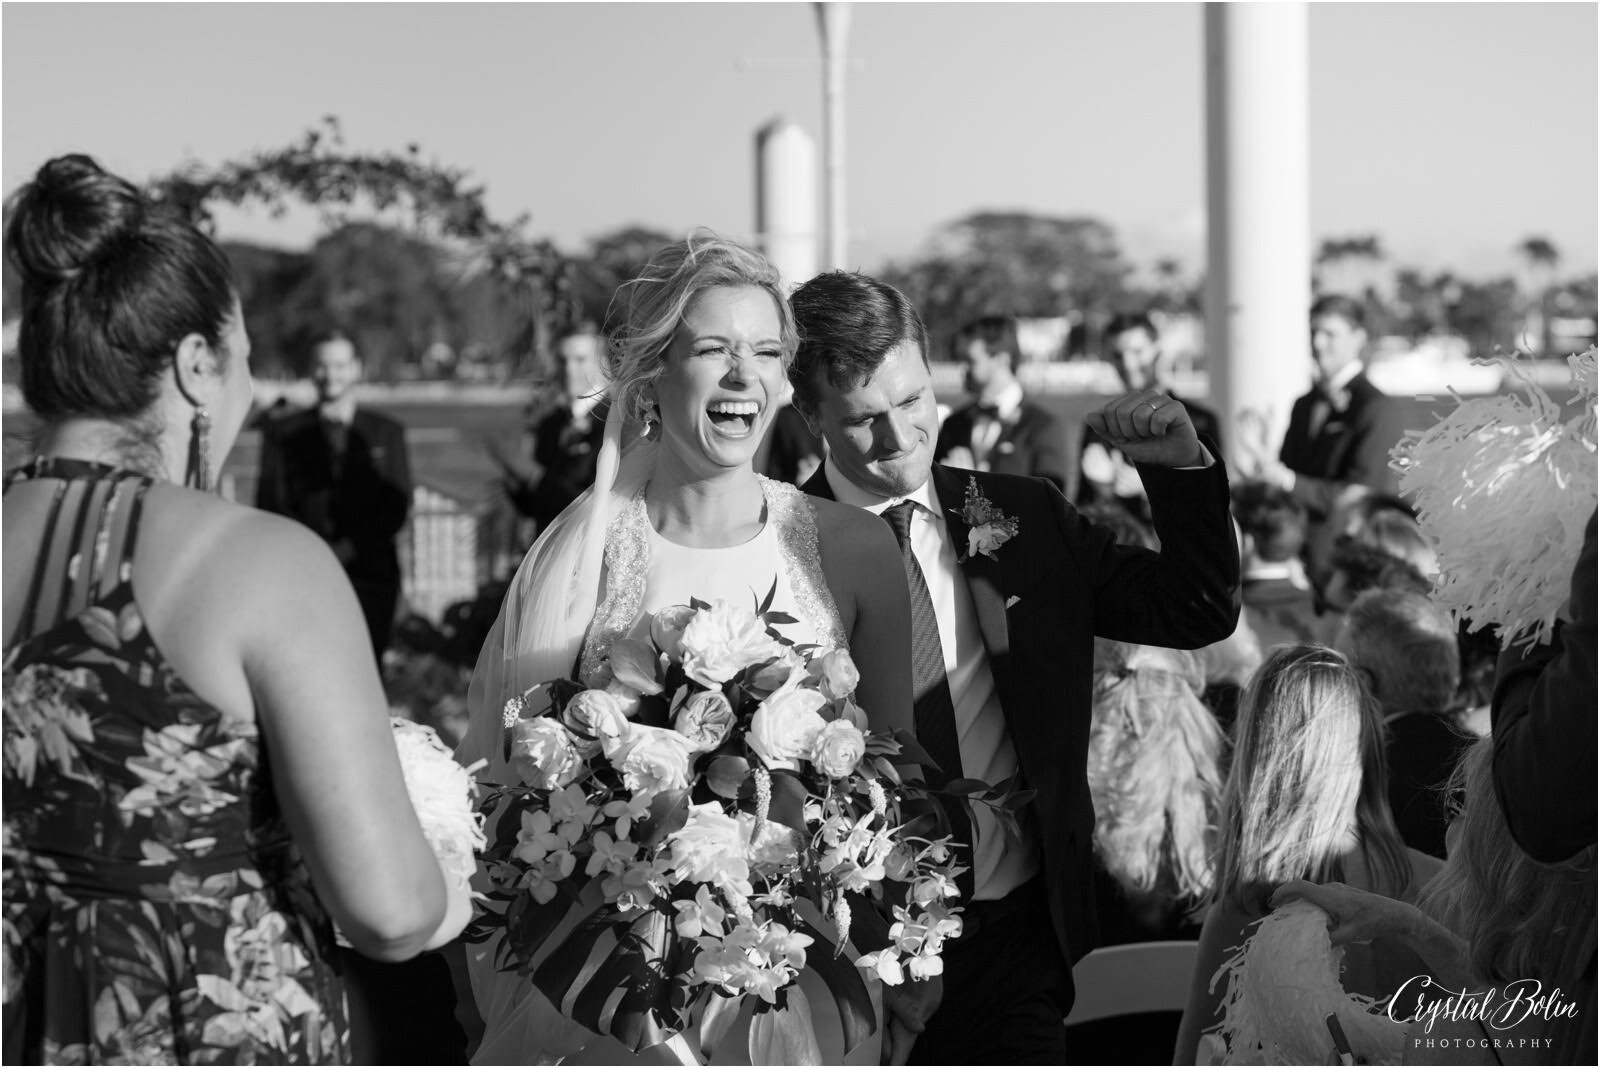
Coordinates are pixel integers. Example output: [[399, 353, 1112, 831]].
[[1174, 443, 1215, 471]]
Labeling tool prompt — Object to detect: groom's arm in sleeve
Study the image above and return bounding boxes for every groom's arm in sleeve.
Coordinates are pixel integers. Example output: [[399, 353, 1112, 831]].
[[1047, 437, 1240, 649]]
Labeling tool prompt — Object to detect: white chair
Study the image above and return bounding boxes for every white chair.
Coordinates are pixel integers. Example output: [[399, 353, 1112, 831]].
[[1063, 940, 1199, 1026]]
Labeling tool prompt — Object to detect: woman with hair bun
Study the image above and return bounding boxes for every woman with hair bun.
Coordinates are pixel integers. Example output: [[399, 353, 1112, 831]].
[[1, 154, 470, 1064]]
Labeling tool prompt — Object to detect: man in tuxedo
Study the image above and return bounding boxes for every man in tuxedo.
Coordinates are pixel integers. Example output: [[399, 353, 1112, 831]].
[[488, 327, 610, 532], [789, 272, 1240, 1065], [256, 330, 412, 659], [1259, 295, 1406, 525], [1233, 481, 1318, 650], [934, 316, 1070, 490], [1078, 312, 1221, 519]]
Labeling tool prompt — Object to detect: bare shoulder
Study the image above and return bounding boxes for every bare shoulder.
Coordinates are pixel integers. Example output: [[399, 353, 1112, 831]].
[[141, 484, 349, 601]]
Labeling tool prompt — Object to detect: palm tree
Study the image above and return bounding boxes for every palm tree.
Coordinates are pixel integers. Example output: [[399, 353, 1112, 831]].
[[1515, 236, 1561, 354]]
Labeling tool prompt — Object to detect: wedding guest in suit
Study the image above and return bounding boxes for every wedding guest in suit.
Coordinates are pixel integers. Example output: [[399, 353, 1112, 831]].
[[934, 315, 1070, 491], [1233, 481, 1318, 650], [754, 383, 825, 485], [487, 327, 610, 532], [257, 330, 412, 660], [789, 271, 1240, 1065], [1258, 295, 1407, 526], [256, 332, 453, 1063], [1337, 589, 1466, 859], [1079, 312, 1221, 519]]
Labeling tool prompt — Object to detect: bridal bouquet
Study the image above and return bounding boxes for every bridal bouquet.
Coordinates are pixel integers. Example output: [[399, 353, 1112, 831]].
[[468, 592, 967, 1062]]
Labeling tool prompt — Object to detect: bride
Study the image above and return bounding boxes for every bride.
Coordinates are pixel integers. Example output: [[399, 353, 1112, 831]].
[[456, 234, 915, 1065]]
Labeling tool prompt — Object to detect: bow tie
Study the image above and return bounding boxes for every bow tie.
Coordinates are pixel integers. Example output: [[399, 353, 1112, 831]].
[[1316, 386, 1351, 414]]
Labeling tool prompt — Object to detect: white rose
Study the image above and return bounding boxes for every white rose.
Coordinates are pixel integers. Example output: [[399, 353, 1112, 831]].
[[508, 717, 584, 790], [614, 725, 694, 801], [737, 812, 800, 874], [679, 599, 782, 688], [666, 803, 751, 885], [968, 524, 1006, 559], [673, 690, 738, 753], [748, 686, 828, 770], [810, 649, 861, 701], [562, 689, 631, 760], [650, 605, 696, 661], [809, 718, 867, 778]]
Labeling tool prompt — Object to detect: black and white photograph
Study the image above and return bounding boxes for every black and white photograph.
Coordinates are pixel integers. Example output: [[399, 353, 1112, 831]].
[[2, 3, 1595, 1065]]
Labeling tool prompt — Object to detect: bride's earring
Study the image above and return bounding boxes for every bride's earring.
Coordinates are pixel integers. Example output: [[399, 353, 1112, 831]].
[[189, 406, 213, 493]]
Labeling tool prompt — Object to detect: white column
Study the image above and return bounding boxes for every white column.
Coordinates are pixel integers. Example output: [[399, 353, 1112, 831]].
[[1204, 2, 1311, 470], [816, 2, 851, 270], [755, 119, 819, 290]]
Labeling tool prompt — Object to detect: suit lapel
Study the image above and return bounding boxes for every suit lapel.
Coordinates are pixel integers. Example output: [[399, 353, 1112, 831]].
[[932, 465, 1011, 662]]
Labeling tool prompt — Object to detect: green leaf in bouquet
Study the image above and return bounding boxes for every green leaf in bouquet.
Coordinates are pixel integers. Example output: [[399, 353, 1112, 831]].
[[762, 612, 799, 626], [705, 755, 751, 799], [898, 810, 943, 841], [641, 787, 692, 849], [941, 778, 994, 798], [503, 874, 586, 972], [790, 911, 878, 1056], [697, 991, 743, 1063], [748, 658, 794, 693], [766, 769, 812, 841], [547, 677, 587, 711], [561, 908, 690, 1053], [609, 637, 665, 695], [869, 756, 904, 786], [889, 729, 943, 772], [749, 985, 823, 1066], [758, 577, 779, 616], [634, 691, 672, 730], [998, 789, 1038, 811]]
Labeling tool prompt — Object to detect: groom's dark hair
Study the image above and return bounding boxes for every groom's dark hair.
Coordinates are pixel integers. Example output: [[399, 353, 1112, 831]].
[[788, 271, 931, 414]]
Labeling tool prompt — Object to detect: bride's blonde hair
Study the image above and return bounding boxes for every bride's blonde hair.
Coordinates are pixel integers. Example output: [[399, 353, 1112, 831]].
[[605, 231, 797, 427]]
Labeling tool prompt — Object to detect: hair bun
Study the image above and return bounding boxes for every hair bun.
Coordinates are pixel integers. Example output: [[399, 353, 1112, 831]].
[[7, 154, 146, 283]]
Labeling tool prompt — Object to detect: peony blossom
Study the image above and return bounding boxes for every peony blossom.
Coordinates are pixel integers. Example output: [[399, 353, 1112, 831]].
[[509, 717, 584, 791], [809, 718, 866, 778], [666, 803, 750, 886], [679, 599, 782, 688], [612, 725, 694, 802], [673, 690, 738, 753], [747, 686, 827, 770]]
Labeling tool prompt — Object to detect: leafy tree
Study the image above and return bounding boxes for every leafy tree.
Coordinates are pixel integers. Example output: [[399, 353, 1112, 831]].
[[569, 225, 677, 329], [882, 210, 1132, 358]]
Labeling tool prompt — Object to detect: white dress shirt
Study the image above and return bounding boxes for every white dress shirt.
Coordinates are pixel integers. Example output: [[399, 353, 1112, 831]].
[[970, 380, 1025, 471], [824, 455, 1040, 902]]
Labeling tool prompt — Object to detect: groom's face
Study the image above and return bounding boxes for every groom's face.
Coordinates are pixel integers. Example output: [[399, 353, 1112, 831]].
[[803, 339, 939, 499]]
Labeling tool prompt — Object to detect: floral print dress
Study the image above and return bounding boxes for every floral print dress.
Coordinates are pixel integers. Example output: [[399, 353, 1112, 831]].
[[2, 460, 351, 1065]]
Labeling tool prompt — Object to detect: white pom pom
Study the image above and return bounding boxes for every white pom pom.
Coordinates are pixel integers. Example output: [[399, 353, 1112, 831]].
[[1210, 901, 1407, 1065], [391, 718, 487, 895], [1392, 350, 1597, 648]]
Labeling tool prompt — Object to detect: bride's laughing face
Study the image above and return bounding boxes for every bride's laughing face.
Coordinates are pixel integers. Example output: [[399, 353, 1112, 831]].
[[654, 285, 786, 474]]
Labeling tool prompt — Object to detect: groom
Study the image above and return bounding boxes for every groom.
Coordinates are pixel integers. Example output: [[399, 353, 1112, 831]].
[[789, 272, 1240, 1065]]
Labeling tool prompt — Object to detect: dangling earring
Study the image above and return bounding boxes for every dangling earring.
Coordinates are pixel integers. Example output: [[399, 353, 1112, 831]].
[[189, 406, 213, 493]]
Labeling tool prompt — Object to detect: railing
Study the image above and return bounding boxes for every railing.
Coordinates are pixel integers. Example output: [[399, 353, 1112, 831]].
[[400, 484, 483, 622]]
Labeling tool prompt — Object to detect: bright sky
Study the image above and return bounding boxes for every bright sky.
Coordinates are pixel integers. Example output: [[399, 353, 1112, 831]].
[[3, 2, 1595, 279]]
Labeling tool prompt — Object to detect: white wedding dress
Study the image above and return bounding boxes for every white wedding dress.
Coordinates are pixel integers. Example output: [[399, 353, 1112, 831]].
[[461, 475, 880, 1066]]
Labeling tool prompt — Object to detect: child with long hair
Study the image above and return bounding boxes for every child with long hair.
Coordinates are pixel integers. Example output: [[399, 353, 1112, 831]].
[[1173, 644, 1441, 1064]]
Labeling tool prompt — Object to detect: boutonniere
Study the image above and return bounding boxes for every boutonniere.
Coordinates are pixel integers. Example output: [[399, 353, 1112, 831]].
[[954, 477, 1020, 561]]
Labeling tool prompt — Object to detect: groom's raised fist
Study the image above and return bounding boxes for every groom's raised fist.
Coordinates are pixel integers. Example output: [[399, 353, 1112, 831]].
[[1086, 389, 1210, 469]]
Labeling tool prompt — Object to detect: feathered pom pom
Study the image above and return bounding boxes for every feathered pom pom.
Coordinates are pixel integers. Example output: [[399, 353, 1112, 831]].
[[1391, 349, 1597, 648], [391, 718, 488, 895], [1209, 900, 1407, 1065]]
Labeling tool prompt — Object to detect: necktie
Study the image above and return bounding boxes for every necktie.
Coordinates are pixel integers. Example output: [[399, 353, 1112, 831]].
[[882, 500, 977, 902]]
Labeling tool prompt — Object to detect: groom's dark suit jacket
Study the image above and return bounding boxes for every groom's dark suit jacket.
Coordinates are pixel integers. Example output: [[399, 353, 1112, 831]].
[[1279, 370, 1404, 519], [803, 453, 1240, 967]]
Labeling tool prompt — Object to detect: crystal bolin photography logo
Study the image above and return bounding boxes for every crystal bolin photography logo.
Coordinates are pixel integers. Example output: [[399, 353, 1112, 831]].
[[1388, 975, 1581, 1054]]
